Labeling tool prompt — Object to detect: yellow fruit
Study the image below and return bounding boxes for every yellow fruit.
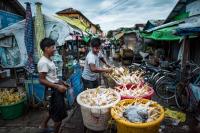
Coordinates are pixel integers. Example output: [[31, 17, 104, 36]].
[[0, 89, 25, 105]]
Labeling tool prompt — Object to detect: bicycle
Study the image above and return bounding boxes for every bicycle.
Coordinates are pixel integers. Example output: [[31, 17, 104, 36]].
[[154, 69, 180, 100], [154, 61, 199, 101], [128, 62, 159, 85], [175, 65, 200, 111], [151, 60, 180, 89], [145, 60, 180, 100]]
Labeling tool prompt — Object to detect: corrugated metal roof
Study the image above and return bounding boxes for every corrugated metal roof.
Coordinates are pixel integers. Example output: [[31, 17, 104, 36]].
[[146, 20, 184, 33], [164, 0, 187, 23]]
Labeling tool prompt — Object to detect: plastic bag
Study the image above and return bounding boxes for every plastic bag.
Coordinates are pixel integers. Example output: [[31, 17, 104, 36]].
[[165, 108, 186, 122]]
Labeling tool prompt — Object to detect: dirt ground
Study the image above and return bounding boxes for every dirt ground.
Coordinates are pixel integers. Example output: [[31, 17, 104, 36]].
[[0, 94, 200, 133]]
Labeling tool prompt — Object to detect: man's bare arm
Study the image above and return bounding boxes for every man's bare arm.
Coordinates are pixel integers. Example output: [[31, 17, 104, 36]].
[[89, 64, 111, 73], [39, 72, 67, 93]]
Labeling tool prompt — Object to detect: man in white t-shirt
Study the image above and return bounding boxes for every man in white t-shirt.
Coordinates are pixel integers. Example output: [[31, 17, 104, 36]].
[[82, 38, 112, 89], [37, 38, 68, 133]]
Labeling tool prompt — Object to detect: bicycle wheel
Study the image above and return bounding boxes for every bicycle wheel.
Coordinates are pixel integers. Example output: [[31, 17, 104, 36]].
[[143, 72, 153, 84], [175, 82, 190, 110], [155, 76, 176, 100], [151, 73, 163, 88], [192, 67, 200, 85]]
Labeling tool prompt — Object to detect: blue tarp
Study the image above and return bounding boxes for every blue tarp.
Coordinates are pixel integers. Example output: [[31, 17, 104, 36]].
[[66, 63, 83, 107], [175, 27, 200, 36], [190, 83, 200, 102], [0, 10, 23, 30]]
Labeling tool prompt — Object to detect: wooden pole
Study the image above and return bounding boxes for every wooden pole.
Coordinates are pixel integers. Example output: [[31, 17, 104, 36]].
[[76, 36, 80, 63], [181, 36, 189, 79]]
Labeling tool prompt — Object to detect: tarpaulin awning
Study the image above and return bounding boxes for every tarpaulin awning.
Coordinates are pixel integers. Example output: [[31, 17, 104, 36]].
[[146, 20, 183, 33], [0, 14, 75, 68], [114, 32, 124, 40], [175, 15, 200, 36], [82, 36, 90, 43], [175, 27, 200, 36], [82, 31, 91, 43], [141, 26, 182, 41], [56, 15, 89, 32], [173, 12, 189, 21]]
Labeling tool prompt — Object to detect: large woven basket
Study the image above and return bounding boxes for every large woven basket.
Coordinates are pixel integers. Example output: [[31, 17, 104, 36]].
[[102, 73, 117, 88]]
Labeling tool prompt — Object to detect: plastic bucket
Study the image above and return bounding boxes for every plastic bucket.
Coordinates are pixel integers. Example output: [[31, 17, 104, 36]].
[[116, 83, 154, 100], [77, 88, 120, 131], [111, 99, 164, 133], [0, 98, 26, 120]]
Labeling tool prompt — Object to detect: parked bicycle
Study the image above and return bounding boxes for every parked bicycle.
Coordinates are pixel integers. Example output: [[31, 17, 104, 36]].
[[175, 63, 200, 111], [154, 62, 200, 101], [154, 66, 181, 100]]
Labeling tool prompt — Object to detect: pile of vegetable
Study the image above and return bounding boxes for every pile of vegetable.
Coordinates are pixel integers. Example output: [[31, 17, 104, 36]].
[[115, 83, 151, 98], [115, 100, 161, 123], [80, 87, 119, 106], [0, 88, 25, 106]]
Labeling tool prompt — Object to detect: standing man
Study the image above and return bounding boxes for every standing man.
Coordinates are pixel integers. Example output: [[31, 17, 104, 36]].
[[37, 38, 68, 133], [82, 37, 112, 89]]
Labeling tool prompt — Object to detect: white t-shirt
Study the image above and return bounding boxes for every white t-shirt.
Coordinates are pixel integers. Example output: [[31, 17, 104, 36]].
[[82, 51, 103, 81], [37, 56, 59, 83]]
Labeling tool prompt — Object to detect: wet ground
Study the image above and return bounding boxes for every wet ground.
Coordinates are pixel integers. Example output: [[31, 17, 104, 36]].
[[1, 95, 199, 133], [152, 95, 200, 133], [1, 57, 200, 133]]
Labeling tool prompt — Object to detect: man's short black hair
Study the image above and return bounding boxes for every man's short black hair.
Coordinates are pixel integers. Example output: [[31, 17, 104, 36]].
[[40, 38, 55, 51], [90, 38, 101, 47]]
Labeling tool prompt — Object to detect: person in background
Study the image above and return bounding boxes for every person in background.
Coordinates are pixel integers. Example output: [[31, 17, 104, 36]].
[[82, 37, 112, 90], [106, 44, 111, 58], [37, 38, 68, 133], [159, 55, 169, 68]]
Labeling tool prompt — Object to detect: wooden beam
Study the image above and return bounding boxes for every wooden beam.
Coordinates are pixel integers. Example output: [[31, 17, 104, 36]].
[[181, 36, 189, 79]]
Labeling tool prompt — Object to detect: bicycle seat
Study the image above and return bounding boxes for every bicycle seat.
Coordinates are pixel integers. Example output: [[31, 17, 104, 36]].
[[146, 66, 160, 73]]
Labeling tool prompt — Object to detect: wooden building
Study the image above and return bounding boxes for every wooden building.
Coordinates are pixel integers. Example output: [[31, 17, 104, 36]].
[[56, 8, 102, 35]]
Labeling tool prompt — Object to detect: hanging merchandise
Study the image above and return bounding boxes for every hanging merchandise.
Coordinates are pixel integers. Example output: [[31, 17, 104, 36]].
[[0, 37, 21, 67], [0, 22, 28, 68], [35, 2, 45, 59], [24, 2, 35, 73], [141, 26, 182, 41], [45, 15, 74, 46], [0, 8, 75, 68], [56, 15, 88, 33]]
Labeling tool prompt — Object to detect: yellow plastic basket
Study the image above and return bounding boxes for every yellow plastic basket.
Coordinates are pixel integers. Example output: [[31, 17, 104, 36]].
[[111, 99, 164, 133]]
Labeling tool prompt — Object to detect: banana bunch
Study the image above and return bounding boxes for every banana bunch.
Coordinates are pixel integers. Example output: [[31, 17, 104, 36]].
[[0, 89, 24, 105]]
